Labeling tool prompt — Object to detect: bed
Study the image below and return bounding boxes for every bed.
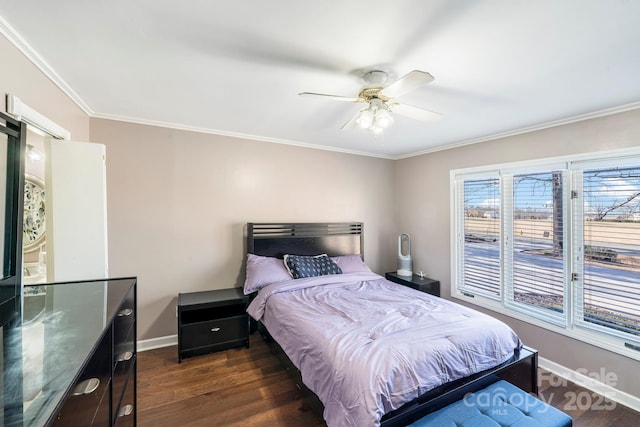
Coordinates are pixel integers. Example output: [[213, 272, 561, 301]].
[[245, 222, 537, 427]]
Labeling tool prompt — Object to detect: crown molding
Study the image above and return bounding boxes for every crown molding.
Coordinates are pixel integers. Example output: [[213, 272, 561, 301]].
[[91, 112, 396, 160], [396, 101, 640, 160], [0, 15, 94, 116]]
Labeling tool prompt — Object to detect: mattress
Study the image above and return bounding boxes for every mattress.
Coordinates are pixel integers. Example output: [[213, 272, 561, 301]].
[[247, 272, 522, 427]]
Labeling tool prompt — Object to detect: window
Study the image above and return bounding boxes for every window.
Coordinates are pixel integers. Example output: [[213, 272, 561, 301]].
[[575, 165, 640, 339], [451, 149, 640, 357], [456, 177, 501, 298], [504, 171, 569, 327]]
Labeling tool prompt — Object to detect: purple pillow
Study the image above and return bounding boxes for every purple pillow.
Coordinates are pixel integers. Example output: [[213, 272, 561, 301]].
[[331, 254, 372, 273], [243, 253, 291, 294]]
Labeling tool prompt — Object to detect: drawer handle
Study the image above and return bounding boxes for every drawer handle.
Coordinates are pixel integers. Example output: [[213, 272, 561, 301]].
[[72, 378, 100, 396], [117, 351, 133, 362], [118, 404, 133, 417], [210, 327, 221, 332], [118, 308, 133, 317]]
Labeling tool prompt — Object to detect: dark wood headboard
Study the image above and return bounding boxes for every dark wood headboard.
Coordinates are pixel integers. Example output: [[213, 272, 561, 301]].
[[247, 222, 364, 259]]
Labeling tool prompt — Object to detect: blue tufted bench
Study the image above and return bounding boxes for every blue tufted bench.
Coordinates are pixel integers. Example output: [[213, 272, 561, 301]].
[[407, 380, 572, 427]]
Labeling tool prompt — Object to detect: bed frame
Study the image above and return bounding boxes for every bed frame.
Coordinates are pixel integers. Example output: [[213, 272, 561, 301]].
[[246, 222, 538, 426]]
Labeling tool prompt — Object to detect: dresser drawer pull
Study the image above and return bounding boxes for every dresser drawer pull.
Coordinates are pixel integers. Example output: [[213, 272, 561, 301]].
[[71, 378, 100, 396], [117, 308, 133, 317], [210, 327, 221, 332], [117, 351, 134, 362], [118, 404, 133, 417]]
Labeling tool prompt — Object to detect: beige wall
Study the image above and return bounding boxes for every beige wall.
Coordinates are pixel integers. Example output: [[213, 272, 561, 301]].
[[395, 108, 640, 398], [89, 118, 396, 340]]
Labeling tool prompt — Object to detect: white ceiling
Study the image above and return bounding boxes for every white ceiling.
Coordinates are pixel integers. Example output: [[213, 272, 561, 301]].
[[1, 0, 640, 158]]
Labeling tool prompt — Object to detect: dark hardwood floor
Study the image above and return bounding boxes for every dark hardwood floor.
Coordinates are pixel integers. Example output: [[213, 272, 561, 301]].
[[137, 334, 639, 426], [137, 334, 325, 427]]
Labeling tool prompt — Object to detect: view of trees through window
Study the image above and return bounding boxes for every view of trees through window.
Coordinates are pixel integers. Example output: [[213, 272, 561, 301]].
[[511, 171, 565, 315], [582, 166, 640, 336], [460, 164, 640, 340]]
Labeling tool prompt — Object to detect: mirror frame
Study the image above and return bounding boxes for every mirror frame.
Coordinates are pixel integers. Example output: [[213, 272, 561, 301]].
[[0, 111, 26, 328]]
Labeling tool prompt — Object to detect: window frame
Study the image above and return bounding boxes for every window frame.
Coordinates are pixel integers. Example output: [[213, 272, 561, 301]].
[[455, 174, 502, 300], [450, 146, 640, 362], [502, 170, 571, 328]]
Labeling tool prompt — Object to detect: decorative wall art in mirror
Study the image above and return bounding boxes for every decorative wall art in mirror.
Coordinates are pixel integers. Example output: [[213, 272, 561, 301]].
[[23, 174, 47, 284], [23, 175, 46, 252]]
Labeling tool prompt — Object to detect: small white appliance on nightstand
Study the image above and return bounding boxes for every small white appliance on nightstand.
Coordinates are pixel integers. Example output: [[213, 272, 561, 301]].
[[397, 233, 413, 277]]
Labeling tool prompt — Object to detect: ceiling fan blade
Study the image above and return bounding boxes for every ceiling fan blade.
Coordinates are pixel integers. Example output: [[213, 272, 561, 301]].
[[299, 92, 361, 102], [340, 109, 363, 130], [391, 103, 442, 123], [381, 70, 434, 99]]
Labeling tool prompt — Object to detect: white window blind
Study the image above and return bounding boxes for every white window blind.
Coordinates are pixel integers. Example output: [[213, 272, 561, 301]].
[[504, 171, 568, 325], [457, 177, 501, 298], [575, 165, 640, 338]]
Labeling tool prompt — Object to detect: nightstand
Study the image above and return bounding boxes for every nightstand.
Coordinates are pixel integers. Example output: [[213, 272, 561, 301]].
[[385, 272, 440, 297], [177, 288, 249, 362]]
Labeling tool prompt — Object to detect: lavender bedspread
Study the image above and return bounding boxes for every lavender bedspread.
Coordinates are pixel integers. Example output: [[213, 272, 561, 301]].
[[247, 272, 522, 427]]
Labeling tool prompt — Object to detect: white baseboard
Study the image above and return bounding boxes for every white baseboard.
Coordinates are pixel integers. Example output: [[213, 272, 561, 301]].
[[539, 356, 640, 413], [138, 334, 177, 352]]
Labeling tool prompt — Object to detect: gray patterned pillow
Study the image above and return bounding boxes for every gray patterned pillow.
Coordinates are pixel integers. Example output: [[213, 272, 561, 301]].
[[283, 254, 343, 279]]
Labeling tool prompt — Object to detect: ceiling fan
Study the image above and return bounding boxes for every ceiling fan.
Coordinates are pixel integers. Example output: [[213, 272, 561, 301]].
[[299, 69, 441, 135]]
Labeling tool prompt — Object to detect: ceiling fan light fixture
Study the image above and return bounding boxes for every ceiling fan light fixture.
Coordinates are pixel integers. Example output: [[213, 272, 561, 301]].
[[375, 108, 393, 129], [356, 108, 374, 129], [355, 99, 394, 133]]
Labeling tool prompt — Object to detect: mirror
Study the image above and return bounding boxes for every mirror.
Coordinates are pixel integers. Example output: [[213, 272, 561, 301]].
[[23, 130, 47, 284]]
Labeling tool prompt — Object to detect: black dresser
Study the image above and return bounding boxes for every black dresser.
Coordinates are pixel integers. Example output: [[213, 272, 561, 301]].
[[2, 277, 137, 426]]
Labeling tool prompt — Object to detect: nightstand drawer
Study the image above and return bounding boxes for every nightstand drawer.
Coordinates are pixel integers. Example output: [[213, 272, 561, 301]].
[[181, 315, 248, 349]]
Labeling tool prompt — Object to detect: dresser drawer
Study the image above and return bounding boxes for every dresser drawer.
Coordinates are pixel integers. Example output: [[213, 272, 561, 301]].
[[92, 379, 111, 427], [113, 369, 135, 427], [113, 288, 135, 346], [181, 315, 248, 349], [52, 329, 112, 426], [112, 325, 135, 418]]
